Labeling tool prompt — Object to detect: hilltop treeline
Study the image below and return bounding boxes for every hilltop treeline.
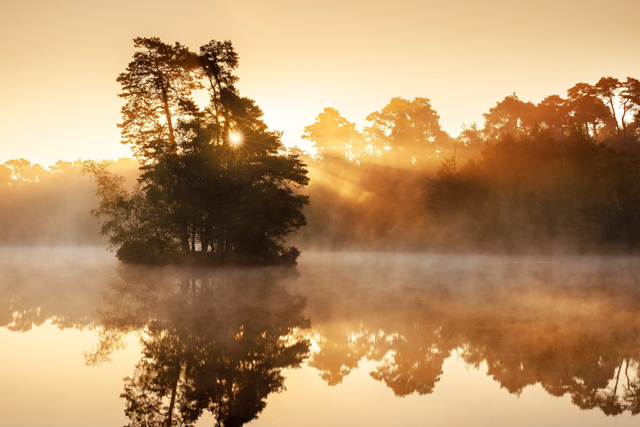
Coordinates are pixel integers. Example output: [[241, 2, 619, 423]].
[[2, 76, 639, 252]]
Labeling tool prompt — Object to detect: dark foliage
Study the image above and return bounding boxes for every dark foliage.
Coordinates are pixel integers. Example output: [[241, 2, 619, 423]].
[[425, 129, 640, 252], [83, 37, 309, 265]]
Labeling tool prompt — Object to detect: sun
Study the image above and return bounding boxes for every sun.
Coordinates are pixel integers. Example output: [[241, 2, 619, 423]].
[[229, 130, 243, 147]]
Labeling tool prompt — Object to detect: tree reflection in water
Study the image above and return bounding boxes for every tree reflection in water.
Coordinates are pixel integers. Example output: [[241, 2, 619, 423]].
[[4, 251, 640, 421], [88, 265, 310, 427], [300, 256, 640, 416]]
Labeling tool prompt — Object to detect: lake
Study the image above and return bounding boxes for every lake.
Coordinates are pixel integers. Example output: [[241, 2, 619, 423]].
[[1, 248, 639, 426]]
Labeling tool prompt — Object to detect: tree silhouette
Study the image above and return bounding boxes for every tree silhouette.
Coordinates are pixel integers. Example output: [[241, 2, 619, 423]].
[[117, 37, 201, 160], [302, 108, 362, 162], [85, 37, 309, 265], [198, 40, 239, 144], [567, 82, 613, 140], [482, 93, 537, 139], [365, 97, 449, 167]]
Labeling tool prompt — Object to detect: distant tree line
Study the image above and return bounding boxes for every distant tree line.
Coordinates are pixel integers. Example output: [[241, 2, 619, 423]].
[[295, 76, 640, 252], [428, 77, 640, 251], [0, 158, 137, 246], [303, 97, 451, 167], [301, 77, 639, 164]]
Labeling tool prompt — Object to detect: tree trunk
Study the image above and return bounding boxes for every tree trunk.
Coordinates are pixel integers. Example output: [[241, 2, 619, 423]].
[[562, 137, 565, 174], [180, 226, 190, 252], [611, 357, 624, 404], [166, 372, 180, 427], [621, 106, 629, 149], [209, 77, 220, 142], [164, 102, 176, 146], [607, 98, 622, 143], [160, 83, 177, 149]]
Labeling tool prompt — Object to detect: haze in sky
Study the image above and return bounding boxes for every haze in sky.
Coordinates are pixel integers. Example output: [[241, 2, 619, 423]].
[[1, 0, 639, 165]]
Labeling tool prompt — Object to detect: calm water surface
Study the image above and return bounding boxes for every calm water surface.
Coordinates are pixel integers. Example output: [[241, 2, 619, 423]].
[[1, 248, 639, 426]]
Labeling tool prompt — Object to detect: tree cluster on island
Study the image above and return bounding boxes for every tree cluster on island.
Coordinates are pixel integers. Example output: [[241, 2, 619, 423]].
[[82, 37, 309, 265]]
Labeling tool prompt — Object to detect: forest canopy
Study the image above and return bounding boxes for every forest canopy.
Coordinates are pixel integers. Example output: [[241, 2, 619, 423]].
[[83, 37, 309, 265]]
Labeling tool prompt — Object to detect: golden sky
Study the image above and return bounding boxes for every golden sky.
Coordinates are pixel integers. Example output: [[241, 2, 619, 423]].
[[1, 0, 639, 166]]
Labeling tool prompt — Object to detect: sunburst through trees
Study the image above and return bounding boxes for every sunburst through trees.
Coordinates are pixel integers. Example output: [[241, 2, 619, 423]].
[[83, 37, 309, 265]]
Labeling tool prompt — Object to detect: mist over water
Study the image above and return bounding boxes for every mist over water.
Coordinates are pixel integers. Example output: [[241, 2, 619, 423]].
[[1, 248, 639, 426], [1, 6, 638, 427], [0, 247, 116, 331]]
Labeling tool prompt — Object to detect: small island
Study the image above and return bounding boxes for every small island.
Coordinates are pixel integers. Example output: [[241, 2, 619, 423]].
[[83, 37, 309, 265]]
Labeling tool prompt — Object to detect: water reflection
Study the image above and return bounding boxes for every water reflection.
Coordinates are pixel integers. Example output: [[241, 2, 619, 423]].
[[88, 265, 310, 427], [2, 251, 640, 424], [0, 248, 113, 331], [299, 255, 640, 416]]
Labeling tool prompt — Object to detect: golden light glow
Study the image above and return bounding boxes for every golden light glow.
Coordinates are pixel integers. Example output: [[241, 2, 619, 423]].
[[1, 1, 638, 165], [229, 130, 243, 147]]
